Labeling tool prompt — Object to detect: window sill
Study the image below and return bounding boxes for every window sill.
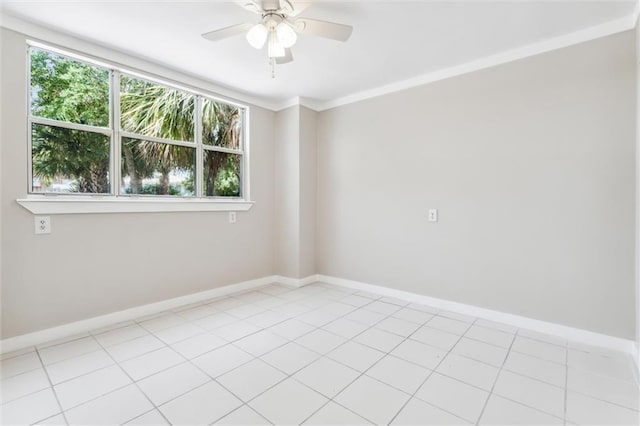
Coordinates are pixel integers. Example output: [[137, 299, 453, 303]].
[[16, 196, 254, 215]]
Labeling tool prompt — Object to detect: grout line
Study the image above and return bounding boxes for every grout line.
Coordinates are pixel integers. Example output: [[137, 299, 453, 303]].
[[5, 283, 638, 425], [89, 334, 174, 425], [386, 318, 477, 425], [34, 334, 93, 352], [197, 286, 368, 424], [205, 286, 393, 424], [562, 385, 640, 413], [296, 303, 417, 424], [472, 333, 567, 424], [0, 289, 505, 422], [0, 347, 37, 363], [122, 407, 164, 425], [145, 285, 361, 423], [0, 364, 121, 407], [474, 325, 517, 425], [207, 403, 274, 426], [564, 344, 569, 426], [34, 348, 69, 425], [299, 296, 486, 424]]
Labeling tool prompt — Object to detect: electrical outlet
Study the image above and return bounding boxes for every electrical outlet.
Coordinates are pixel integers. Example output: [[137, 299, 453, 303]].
[[228, 211, 237, 224], [428, 209, 438, 222], [35, 216, 51, 234]]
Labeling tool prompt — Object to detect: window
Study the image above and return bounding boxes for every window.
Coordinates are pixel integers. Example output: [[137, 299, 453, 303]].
[[28, 46, 246, 200]]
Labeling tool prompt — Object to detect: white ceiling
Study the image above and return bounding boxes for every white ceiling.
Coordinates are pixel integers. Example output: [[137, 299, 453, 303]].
[[1, 0, 637, 109]]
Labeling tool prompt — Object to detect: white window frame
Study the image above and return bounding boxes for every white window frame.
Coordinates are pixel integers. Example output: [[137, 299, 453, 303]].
[[18, 41, 253, 215]]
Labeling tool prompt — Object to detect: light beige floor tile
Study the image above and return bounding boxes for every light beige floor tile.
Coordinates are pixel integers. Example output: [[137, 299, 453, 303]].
[[335, 375, 410, 425]]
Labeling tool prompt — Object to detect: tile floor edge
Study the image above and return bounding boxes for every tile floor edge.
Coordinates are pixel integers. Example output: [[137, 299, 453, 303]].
[[315, 275, 636, 357], [0, 275, 285, 354], [1, 273, 636, 364]]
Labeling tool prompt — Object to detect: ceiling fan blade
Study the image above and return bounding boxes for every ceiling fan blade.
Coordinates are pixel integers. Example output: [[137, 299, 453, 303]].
[[293, 18, 353, 42], [233, 0, 263, 14], [277, 0, 294, 14], [287, 1, 311, 17], [202, 23, 253, 42], [276, 48, 293, 64]]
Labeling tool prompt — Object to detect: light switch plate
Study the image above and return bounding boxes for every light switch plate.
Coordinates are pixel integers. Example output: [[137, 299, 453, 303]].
[[428, 209, 438, 222]]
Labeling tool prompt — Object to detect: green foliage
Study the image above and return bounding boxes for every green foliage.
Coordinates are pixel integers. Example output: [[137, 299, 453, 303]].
[[121, 76, 195, 142], [124, 183, 183, 196], [214, 154, 240, 196], [32, 124, 110, 193], [30, 48, 243, 197], [30, 49, 109, 126], [202, 98, 241, 150], [30, 49, 111, 193]]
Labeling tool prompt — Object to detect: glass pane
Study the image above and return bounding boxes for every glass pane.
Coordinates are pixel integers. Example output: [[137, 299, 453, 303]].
[[203, 150, 241, 197], [121, 138, 195, 196], [202, 97, 242, 148], [30, 48, 110, 127], [31, 123, 110, 193], [120, 75, 195, 142]]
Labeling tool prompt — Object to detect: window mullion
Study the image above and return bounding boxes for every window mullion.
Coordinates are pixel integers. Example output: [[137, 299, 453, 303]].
[[202, 145, 244, 156], [195, 96, 204, 198], [27, 46, 34, 195], [119, 131, 196, 148], [28, 44, 248, 200], [241, 108, 248, 200], [112, 71, 122, 197], [29, 116, 112, 136]]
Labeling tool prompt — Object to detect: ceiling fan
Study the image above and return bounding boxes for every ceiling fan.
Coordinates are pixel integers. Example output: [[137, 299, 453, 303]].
[[201, 0, 353, 75]]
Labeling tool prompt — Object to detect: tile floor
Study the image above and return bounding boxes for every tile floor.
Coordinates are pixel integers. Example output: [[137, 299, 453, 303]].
[[1, 282, 639, 425]]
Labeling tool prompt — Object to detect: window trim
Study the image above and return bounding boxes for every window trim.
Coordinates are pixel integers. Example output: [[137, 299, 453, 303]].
[[23, 41, 252, 214]]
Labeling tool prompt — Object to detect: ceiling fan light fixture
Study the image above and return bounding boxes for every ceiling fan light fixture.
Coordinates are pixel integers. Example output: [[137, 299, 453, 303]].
[[267, 31, 286, 58], [246, 23, 268, 49], [275, 22, 297, 48], [202, 0, 354, 73]]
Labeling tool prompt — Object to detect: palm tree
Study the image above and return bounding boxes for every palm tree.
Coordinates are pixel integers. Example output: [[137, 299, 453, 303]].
[[31, 49, 242, 197], [120, 76, 241, 196], [202, 99, 241, 196], [120, 77, 195, 195], [32, 124, 110, 193]]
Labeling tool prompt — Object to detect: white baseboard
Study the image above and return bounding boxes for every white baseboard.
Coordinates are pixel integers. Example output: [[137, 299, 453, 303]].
[[634, 343, 640, 383], [317, 274, 636, 355], [0, 275, 282, 355], [2, 273, 636, 360], [274, 274, 320, 288]]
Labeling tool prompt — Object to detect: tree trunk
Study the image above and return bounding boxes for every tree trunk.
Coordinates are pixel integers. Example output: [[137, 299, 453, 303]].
[[160, 167, 170, 195], [205, 152, 224, 196], [122, 145, 141, 194]]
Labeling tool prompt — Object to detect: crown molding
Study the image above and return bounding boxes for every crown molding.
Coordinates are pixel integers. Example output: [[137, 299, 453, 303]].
[[273, 96, 323, 112], [0, 13, 282, 112], [273, 97, 304, 112], [1, 10, 637, 114], [314, 15, 637, 112]]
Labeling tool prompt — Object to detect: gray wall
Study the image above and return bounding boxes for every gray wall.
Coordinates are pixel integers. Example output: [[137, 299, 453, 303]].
[[2, 25, 637, 341], [299, 106, 317, 278], [317, 31, 636, 339], [1, 28, 276, 338], [273, 105, 317, 278], [635, 18, 640, 362], [274, 106, 301, 277]]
